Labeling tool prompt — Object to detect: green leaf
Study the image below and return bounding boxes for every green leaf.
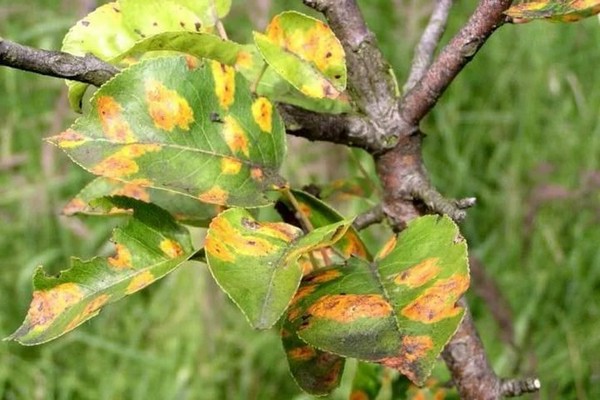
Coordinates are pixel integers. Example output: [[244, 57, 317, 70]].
[[205, 208, 352, 329], [279, 190, 371, 261], [350, 362, 384, 400], [112, 31, 242, 66], [286, 215, 470, 385], [505, 0, 600, 23], [7, 197, 194, 345], [61, 0, 230, 111], [64, 177, 218, 226], [253, 11, 347, 99], [49, 56, 287, 208], [281, 319, 345, 395]]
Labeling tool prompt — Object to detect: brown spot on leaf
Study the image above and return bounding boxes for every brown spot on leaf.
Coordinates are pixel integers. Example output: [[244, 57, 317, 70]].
[[145, 79, 194, 131], [377, 335, 433, 384], [401, 274, 469, 323], [287, 346, 316, 361], [394, 257, 441, 288], [306, 294, 392, 323]]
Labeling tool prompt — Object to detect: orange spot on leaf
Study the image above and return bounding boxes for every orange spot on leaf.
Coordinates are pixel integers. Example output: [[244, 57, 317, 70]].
[[376, 235, 397, 260], [211, 61, 235, 109], [145, 79, 194, 132], [235, 50, 253, 70], [401, 274, 469, 324], [198, 186, 229, 204], [395, 258, 441, 288], [52, 129, 88, 148], [125, 271, 155, 294], [251, 168, 263, 181], [377, 335, 434, 384], [251, 97, 273, 133], [288, 346, 316, 361], [349, 390, 369, 400], [97, 96, 137, 143], [306, 268, 342, 284], [306, 294, 392, 323], [91, 144, 161, 178], [206, 217, 237, 262], [160, 239, 184, 258], [222, 115, 250, 156], [108, 243, 133, 269], [63, 197, 87, 215], [25, 283, 85, 329]]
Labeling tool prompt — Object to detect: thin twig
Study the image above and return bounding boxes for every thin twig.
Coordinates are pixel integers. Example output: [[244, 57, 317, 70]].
[[399, 0, 514, 128], [500, 377, 541, 397], [353, 204, 384, 230], [0, 38, 118, 87], [403, 0, 454, 92]]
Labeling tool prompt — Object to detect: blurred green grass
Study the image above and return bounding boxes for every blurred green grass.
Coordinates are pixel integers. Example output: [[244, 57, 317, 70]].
[[1, 1, 599, 399]]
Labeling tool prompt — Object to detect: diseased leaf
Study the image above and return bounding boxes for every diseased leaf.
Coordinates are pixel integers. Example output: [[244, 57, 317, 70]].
[[205, 208, 352, 329], [7, 197, 194, 345], [64, 177, 218, 226], [286, 215, 469, 385], [253, 11, 346, 99], [350, 362, 384, 400], [281, 318, 345, 395], [278, 190, 371, 262], [505, 0, 600, 23], [61, 0, 228, 110], [49, 56, 287, 208], [236, 45, 352, 114]]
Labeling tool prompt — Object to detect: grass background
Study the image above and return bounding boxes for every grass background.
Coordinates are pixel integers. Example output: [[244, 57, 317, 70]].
[[1, 0, 599, 398]]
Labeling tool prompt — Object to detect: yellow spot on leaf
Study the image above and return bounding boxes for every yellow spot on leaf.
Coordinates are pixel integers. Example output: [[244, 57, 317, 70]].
[[401, 274, 469, 324], [342, 232, 367, 258], [306, 294, 392, 323], [91, 144, 161, 178], [160, 239, 184, 258], [145, 79, 194, 132], [65, 293, 111, 332], [222, 115, 250, 156], [221, 157, 242, 175], [52, 129, 88, 148], [97, 96, 137, 143], [206, 217, 237, 262], [125, 271, 155, 294], [108, 243, 133, 269], [198, 186, 229, 204], [25, 283, 85, 330], [288, 346, 316, 361], [255, 221, 300, 242], [251, 97, 273, 133], [211, 61, 235, 109], [376, 235, 397, 260], [235, 50, 253, 70], [113, 180, 152, 202], [395, 258, 441, 288]]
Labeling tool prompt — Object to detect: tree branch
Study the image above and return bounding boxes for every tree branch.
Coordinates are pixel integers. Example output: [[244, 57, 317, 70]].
[[353, 204, 384, 230], [0, 38, 118, 87], [403, 0, 454, 92], [399, 0, 513, 127], [303, 0, 401, 129]]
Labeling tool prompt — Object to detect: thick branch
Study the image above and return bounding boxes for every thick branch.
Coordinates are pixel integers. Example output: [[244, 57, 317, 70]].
[[400, 0, 513, 126], [303, 0, 400, 126], [442, 298, 502, 400], [0, 38, 118, 87], [403, 0, 454, 92], [279, 104, 388, 152]]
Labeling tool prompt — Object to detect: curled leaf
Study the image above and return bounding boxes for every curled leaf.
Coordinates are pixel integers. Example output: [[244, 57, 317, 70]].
[[505, 0, 600, 23]]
